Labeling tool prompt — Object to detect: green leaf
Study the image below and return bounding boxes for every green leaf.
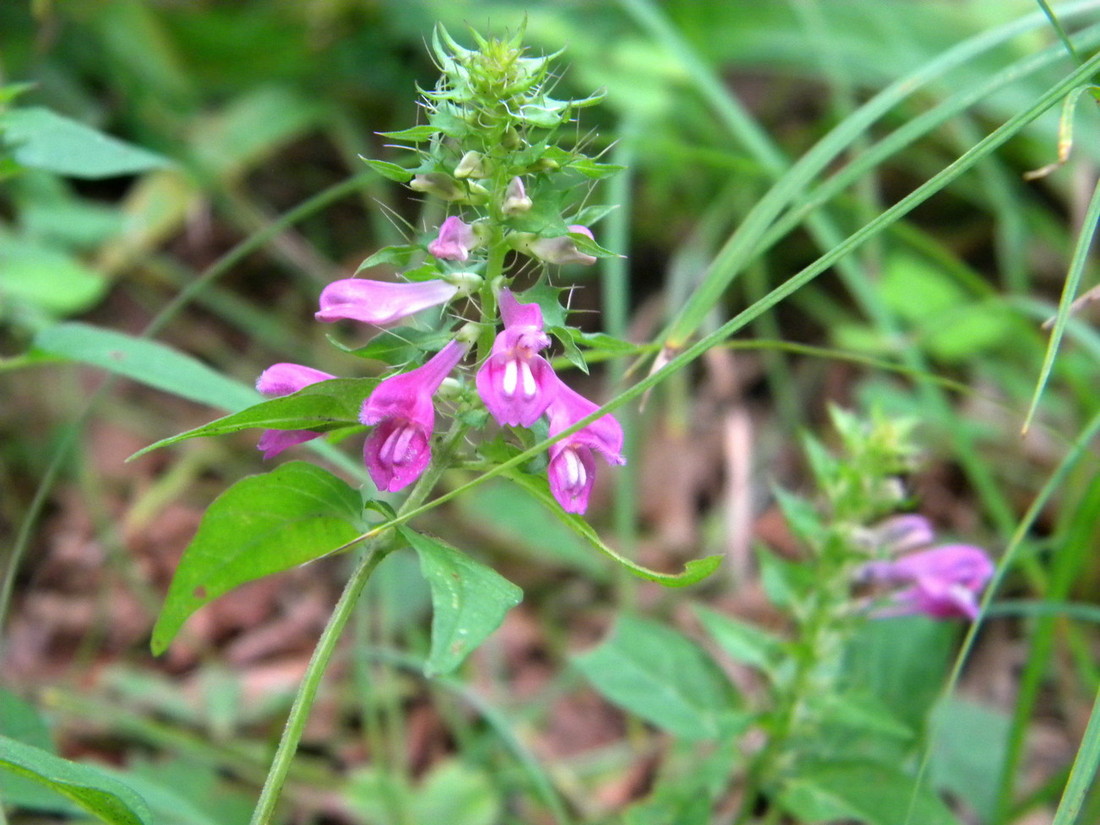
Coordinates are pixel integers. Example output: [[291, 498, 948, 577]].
[[356, 244, 420, 271], [568, 158, 625, 179], [930, 698, 1010, 823], [339, 327, 453, 366], [33, 322, 260, 412], [502, 469, 722, 586], [400, 527, 522, 677], [412, 761, 501, 825], [0, 690, 76, 813], [778, 761, 960, 825], [128, 377, 375, 460], [190, 86, 322, 182], [0, 238, 108, 321], [363, 158, 413, 182], [1, 107, 171, 178], [694, 604, 784, 672], [151, 462, 364, 654], [574, 614, 742, 740], [376, 125, 439, 142], [0, 734, 152, 825]]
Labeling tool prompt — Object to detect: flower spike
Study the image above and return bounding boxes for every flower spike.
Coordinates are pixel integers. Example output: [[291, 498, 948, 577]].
[[361, 340, 468, 492]]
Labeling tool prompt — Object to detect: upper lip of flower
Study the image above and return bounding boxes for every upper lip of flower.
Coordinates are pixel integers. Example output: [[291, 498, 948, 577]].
[[315, 278, 458, 326]]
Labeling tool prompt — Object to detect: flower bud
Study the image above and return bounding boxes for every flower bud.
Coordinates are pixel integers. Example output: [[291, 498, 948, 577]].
[[410, 172, 463, 201], [503, 177, 532, 215], [454, 151, 487, 179], [444, 270, 483, 296]]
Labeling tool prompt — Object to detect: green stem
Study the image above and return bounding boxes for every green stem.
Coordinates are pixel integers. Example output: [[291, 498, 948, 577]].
[[247, 417, 469, 825], [247, 544, 391, 825]]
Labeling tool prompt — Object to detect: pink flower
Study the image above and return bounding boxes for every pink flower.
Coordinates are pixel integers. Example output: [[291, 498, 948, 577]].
[[861, 544, 995, 620], [428, 216, 479, 262], [476, 290, 558, 427], [255, 363, 336, 459], [316, 278, 458, 326], [545, 381, 625, 514], [360, 340, 468, 492], [528, 224, 597, 266]]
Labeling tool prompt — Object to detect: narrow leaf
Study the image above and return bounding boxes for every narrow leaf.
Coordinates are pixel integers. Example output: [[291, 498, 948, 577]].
[[363, 158, 413, 182], [400, 527, 522, 677], [376, 125, 439, 141], [0, 734, 152, 825], [33, 322, 260, 412], [151, 462, 364, 654], [127, 378, 375, 460]]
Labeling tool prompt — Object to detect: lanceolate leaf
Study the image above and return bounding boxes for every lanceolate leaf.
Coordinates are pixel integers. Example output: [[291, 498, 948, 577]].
[[128, 378, 376, 461], [0, 735, 152, 825], [151, 462, 365, 654], [400, 527, 523, 677]]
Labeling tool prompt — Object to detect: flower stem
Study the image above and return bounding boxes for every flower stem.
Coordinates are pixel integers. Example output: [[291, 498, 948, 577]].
[[247, 543, 390, 825]]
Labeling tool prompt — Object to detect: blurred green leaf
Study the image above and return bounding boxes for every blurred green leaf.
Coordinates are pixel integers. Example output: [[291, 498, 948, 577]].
[[0, 239, 108, 322], [0, 690, 77, 814], [930, 698, 1010, 823], [412, 761, 501, 825], [151, 462, 365, 654], [503, 468, 723, 586], [778, 761, 960, 825], [32, 322, 260, 412], [376, 125, 439, 142], [128, 377, 375, 460], [694, 604, 784, 672], [1, 107, 170, 178], [574, 614, 742, 740], [0, 734, 152, 825], [401, 527, 522, 677], [455, 479, 606, 578], [404, 530, 523, 677], [189, 86, 322, 181]]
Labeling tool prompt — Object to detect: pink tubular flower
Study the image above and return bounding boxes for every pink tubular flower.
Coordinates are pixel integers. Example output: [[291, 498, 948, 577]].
[[861, 544, 995, 620], [476, 290, 558, 427], [428, 216, 478, 262], [255, 363, 336, 459], [360, 339, 468, 492], [545, 381, 625, 514], [316, 278, 458, 326], [529, 225, 597, 266]]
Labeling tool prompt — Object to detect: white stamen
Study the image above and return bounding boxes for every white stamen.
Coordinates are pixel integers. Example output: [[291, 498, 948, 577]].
[[390, 424, 416, 465], [520, 360, 537, 399], [502, 359, 518, 397], [379, 426, 403, 463], [563, 448, 585, 490]]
